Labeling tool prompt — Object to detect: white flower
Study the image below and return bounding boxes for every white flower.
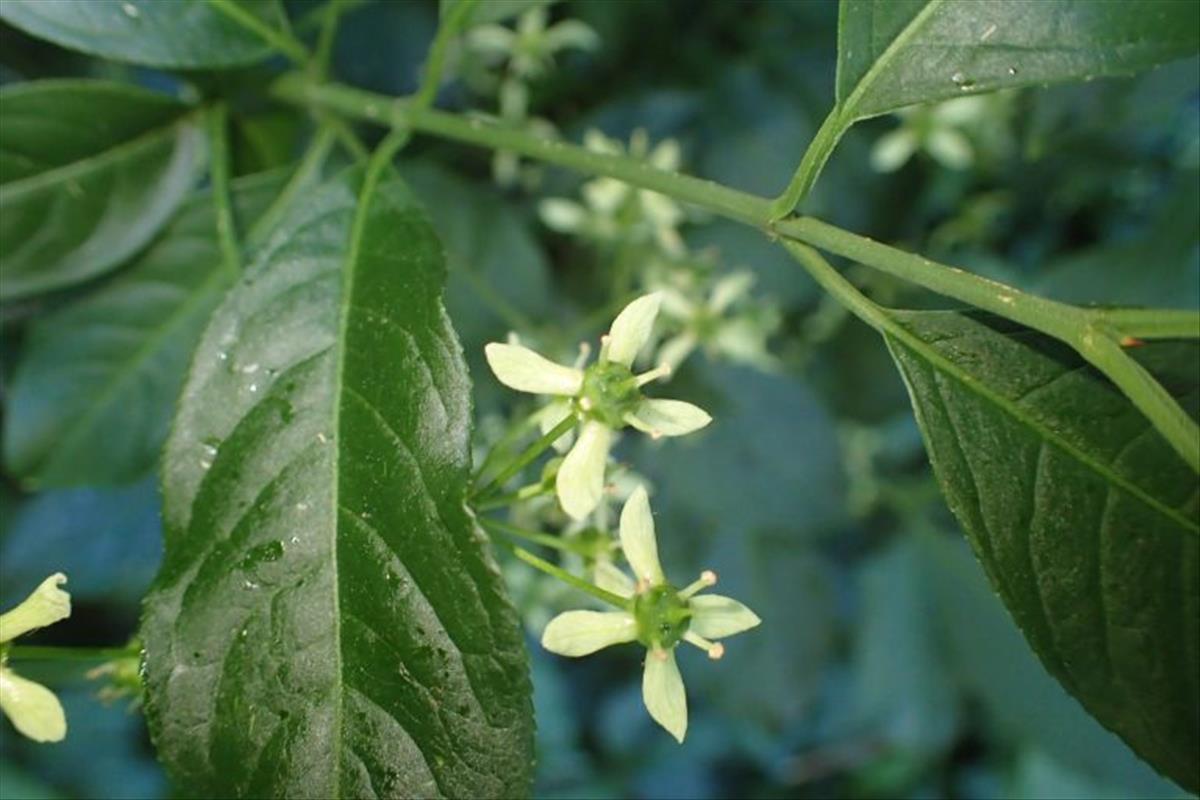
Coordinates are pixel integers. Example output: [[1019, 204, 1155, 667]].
[[653, 269, 779, 372], [0, 573, 71, 742], [539, 129, 686, 256], [540, 487, 760, 741], [486, 293, 712, 520]]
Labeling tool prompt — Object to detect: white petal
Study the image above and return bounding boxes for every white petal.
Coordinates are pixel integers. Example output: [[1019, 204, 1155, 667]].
[[582, 177, 627, 214], [626, 399, 711, 437], [545, 19, 600, 51], [926, 128, 973, 170], [0, 668, 66, 742], [465, 25, 516, 56], [689, 594, 762, 639], [619, 485, 663, 584], [870, 129, 917, 173], [556, 421, 612, 519], [594, 561, 636, 598], [649, 138, 682, 172], [606, 293, 662, 367], [656, 333, 698, 373], [708, 271, 754, 314], [484, 343, 584, 396], [541, 610, 636, 656], [583, 128, 620, 155], [539, 198, 587, 232], [642, 650, 687, 742], [0, 573, 70, 643]]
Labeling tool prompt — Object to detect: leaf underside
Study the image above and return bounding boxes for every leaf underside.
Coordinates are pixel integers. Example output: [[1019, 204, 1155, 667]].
[[0, 0, 284, 69], [141, 169, 533, 798], [886, 310, 1199, 792], [3, 171, 286, 488], [0, 79, 204, 300], [837, 0, 1200, 120]]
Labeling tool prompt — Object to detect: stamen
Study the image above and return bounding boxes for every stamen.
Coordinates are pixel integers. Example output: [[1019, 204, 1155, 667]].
[[598, 334, 611, 362], [574, 341, 592, 369], [635, 364, 671, 387], [684, 631, 723, 659], [679, 569, 718, 599], [649, 429, 663, 440]]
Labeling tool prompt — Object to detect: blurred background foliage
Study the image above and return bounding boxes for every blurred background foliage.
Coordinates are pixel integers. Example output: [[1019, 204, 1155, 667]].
[[0, 0, 1196, 798]]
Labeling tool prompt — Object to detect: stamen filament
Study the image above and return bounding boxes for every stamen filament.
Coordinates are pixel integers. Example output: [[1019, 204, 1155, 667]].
[[684, 631, 724, 659], [678, 569, 718, 599], [635, 364, 671, 387]]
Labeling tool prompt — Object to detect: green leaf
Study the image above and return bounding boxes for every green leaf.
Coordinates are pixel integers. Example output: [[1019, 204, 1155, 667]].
[[837, 0, 1200, 121], [885, 310, 1198, 791], [141, 168, 534, 798], [440, 0, 556, 27], [3, 171, 285, 488], [0, 0, 286, 69], [0, 79, 204, 300]]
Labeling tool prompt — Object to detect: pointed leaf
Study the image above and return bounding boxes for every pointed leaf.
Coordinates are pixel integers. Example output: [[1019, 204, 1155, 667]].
[[4, 172, 285, 487], [885, 309, 1198, 792], [141, 169, 533, 797], [0, 0, 287, 69], [837, 0, 1200, 121], [0, 80, 204, 299]]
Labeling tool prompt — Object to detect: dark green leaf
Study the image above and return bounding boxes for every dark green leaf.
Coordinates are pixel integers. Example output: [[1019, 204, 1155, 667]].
[[0, 80, 204, 299], [886, 310, 1198, 791], [440, 0, 556, 27], [837, 0, 1200, 121], [0, 0, 285, 69], [141, 168, 534, 798], [3, 171, 285, 487]]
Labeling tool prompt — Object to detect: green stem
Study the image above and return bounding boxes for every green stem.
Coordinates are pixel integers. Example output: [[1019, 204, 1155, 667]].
[[273, 74, 1199, 472], [206, 0, 311, 64], [414, 0, 476, 111], [1091, 308, 1200, 340], [774, 216, 1087, 342], [270, 75, 772, 227], [495, 539, 629, 609], [311, 0, 347, 79], [480, 517, 586, 554], [7, 645, 140, 663], [472, 408, 540, 483], [768, 107, 846, 219], [473, 414, 577, 501], [785, 240, 1200, 473], [474, 483, 551, 511], [1075, 324, 1200, 472], [247, 124, 337, 247], [206, 104, 241, 276]]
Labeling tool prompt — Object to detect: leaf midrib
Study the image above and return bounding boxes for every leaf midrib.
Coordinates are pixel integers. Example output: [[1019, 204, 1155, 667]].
[[837, 0, 946, 121], [884, 315, 1199, 537], [0, 111, 197, 202]]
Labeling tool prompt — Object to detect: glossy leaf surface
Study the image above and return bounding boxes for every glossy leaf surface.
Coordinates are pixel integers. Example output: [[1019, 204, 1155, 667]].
[[0, 80, 203, 299], [0, 0, 285, 69], [3, 172, 285, 488], [837, 0, 1200, 121], [141, 168, 533, 798], [886, 310, 1198, 791]]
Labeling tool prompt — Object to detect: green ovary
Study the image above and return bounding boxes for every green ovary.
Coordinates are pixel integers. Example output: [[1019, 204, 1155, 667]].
[[633, 584, 691, 650]]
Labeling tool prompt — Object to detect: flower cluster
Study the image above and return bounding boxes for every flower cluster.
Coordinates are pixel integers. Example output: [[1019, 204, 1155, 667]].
[[461, 7, 598, 187], [486, 292, 710, 519], [484, 295, 760, 741], [540, 129, 686, 256], [0, 573, 71, 742]]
